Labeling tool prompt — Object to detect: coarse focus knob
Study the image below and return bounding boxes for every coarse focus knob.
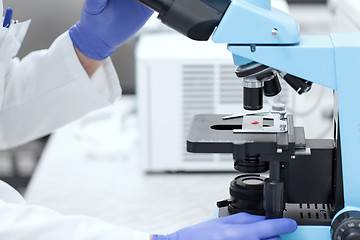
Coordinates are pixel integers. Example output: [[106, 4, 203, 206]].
[[331, 211, 360, 240], [343, 229, 360, 240]]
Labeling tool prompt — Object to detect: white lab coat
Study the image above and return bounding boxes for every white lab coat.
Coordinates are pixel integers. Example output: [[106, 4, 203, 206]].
[[0, 2, 149, 239]]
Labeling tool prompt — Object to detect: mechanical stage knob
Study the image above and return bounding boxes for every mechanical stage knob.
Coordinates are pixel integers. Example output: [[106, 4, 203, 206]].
[[332, 211, 360, 240]]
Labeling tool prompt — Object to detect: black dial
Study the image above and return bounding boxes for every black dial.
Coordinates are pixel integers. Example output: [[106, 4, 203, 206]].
[[332, 211, 360, 240]]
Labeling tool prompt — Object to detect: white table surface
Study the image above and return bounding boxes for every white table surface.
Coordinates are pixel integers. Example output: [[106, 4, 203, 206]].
[[25, 96, 238, 234]]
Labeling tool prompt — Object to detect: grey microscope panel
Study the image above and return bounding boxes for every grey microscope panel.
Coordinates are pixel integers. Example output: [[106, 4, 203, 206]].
[[3, 0, 136, 94]]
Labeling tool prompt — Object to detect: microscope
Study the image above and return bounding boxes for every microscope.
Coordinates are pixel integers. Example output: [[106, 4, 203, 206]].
[[137, 0, 360, 239]]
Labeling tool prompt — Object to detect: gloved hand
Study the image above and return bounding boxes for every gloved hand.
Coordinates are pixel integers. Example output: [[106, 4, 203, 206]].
[[69, 0, 153, 60], [152, 212, 297, 240]]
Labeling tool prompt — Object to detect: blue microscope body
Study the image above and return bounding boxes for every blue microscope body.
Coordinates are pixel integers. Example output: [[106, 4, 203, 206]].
[[137, 0, 360, 238], [212, 1, 360, 238]]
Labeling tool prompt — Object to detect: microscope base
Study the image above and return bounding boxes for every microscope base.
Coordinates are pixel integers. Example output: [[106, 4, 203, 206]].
[[217, 205, 332, 239], [281, 226, 330, 240], [218, 203, 331, 226]]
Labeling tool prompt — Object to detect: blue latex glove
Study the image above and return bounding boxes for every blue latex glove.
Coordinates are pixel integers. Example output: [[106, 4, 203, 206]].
[[152, 213, 297, 240], [69, 0, 153, 60]]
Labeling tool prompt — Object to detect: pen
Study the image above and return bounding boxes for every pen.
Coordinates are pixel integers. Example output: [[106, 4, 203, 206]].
[[3, 8, 13, 28]]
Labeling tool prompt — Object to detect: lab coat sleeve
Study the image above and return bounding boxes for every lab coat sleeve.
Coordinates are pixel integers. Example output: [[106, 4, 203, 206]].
[[0, 31, 122, 150], [0, 199, 149, 240]]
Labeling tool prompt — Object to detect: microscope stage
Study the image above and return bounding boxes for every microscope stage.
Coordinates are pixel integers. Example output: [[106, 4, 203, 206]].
[[187, 114, 290, 154]]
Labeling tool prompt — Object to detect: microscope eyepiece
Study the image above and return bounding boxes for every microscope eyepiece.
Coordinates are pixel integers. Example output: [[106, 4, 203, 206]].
[[137, 0, 173, 15], [137, 0, 231, 41]]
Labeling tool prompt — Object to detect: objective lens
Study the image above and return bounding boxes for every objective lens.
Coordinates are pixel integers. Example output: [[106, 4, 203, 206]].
[[243, 78, 263, 111], [264, 74, 281, 97], [282, 73, 312, 95]]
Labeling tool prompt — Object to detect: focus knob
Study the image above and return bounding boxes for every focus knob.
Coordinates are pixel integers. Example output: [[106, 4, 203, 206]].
[[332, 211, 360, 240], [343, 228, 360, 240]]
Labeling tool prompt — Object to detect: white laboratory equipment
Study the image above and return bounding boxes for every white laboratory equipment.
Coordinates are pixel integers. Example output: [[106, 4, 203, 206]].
[[331, 0, 360, 32], [136, 33, 299, 172]]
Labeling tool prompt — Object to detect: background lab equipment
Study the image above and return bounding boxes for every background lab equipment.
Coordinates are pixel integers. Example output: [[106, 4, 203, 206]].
[[137, 0, 360, 239], [330, 0, 360, 32]]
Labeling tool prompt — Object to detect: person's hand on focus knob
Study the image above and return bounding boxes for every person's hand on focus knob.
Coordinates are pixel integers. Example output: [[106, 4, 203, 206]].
[[70, 0, 153, 60], [152, 212, 297, 240]]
